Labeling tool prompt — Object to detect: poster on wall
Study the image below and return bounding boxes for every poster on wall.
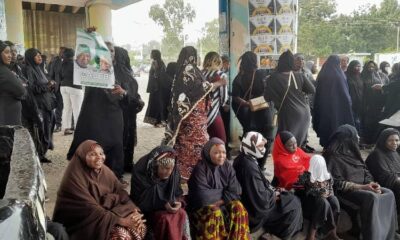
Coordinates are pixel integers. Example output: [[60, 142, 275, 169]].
[[73, 29, 115, 89], [0, 0, 7, 40], [248, 0, 298, 69]]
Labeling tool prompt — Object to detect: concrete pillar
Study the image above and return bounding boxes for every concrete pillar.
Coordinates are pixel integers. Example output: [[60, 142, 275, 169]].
[[87, 0, 112, 40], [4, 0, 24, 45]]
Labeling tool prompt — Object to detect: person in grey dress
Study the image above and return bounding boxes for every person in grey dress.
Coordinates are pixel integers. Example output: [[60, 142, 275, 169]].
[[264, 50, 315, 146]]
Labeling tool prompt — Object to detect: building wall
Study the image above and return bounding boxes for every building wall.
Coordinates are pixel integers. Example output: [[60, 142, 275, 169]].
[[23, 10, 85, 55]]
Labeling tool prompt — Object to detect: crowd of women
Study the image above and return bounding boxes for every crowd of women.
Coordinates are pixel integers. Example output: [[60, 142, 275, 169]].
[[2, 36, 400, 240]]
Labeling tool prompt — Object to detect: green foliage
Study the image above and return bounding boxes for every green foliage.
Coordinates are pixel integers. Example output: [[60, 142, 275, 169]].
[[298, 0, 400, 57], [149, 0, 195, 61], [198, 19, 219, 58]]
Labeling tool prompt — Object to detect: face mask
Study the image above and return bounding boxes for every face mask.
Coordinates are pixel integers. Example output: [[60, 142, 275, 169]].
[[253, 146, 265, 159], [385, 67, 391, 73]]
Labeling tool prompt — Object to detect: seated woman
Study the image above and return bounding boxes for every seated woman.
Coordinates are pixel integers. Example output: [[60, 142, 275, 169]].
[[272, 131, 311, 190], [53, 140, 147, 240], [130, 146, 190, 240], [296, 155, 341, 240], [324, 125, 397, 240], [366, 128, 400, 217], [233, 131, 303, 239], [188, 137, 250, 239]]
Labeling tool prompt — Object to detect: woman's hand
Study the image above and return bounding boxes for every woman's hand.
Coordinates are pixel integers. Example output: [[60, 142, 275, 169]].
[[112, 84, 126, 96], [165, 202, 181, 214], [371, 84, 383, 91], [360, 182, 381, 193], [118, 212, 146, 228], [212, 77, 228, 89]]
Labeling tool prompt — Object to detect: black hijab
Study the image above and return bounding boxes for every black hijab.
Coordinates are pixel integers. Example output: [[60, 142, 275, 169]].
[[277, 50, 295, 73], [239, 51, 257, 74], [164, 46, 212, 145], [323, 124, 373, 185], [366, 128, 400, 189], [24, 48, 48, 85], [130, 146, 182, 213], [280, 131, 294, 144], [346, 60, 363, 115], [188, 137, 241, 210], [114, 46, 139, 101]]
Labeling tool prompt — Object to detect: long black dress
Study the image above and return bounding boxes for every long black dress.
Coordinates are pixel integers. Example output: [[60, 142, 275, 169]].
[[67, 88, 126, 179], [361, 61, 388, 144], [366, 128, 400, 215], [24, 48, 56, 159], [265, 71, 315, 145], [114, 47, 143, 172], [233, 152, 303, 238], [313, 55, 354, 148], [0, 63, 26, 125], [324, 124, 397, 240], [144, 60, 167, 126]]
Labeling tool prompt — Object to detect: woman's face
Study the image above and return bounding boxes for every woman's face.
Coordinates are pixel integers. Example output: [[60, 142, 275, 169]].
[[100, 58, 111, 71], [354, 64, 361, 73], [209, 144, 226, 166], [1, 46, 11, 65], [85, 145, 105, 170], [211, 58, 222, 70], [385, 134, 400, 151], [284, 137, 297, 153], [34, 53, 42, 65], [367, 63, 375, 72], [157, 163, 175, 180]]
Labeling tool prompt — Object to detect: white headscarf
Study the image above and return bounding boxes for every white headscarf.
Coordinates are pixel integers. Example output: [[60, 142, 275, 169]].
[[308, 155, 331, 183], [240, 131, 266, 159]]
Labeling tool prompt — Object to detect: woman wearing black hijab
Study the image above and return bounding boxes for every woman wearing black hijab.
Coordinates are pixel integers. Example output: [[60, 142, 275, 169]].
[[366, 128, 400, 216], [360, 61, 389, 144], [114, 46, 144, 172], [0, 40, 26, 125], [24, 48, 56, 162], [265, 50, 315, 147], [324, 124, 397, 239], [380, 61, 391, 77], [313, 55, 354, 148], [232, 51, 275, 170], [67, 42, 129, 182], [346, 60, 363, 133], [144, 49, 167, 127]]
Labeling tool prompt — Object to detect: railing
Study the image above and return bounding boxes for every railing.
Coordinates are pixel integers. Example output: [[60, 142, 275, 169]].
[[0, 126, 47, 240]]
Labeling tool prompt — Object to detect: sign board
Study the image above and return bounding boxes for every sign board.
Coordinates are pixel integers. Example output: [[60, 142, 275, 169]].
[[73, 29, 115, 89]]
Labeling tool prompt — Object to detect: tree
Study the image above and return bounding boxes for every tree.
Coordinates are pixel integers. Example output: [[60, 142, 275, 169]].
[[149, 0, 196, 61], [198, 19, 219, 58]]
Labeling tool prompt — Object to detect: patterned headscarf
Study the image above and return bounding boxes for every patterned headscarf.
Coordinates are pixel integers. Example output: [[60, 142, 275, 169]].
[[164, 46, 212, 145], [240, 131, 267, 159]]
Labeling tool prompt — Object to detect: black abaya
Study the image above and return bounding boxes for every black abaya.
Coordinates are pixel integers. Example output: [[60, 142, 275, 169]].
[[233, 153, 303, 238]]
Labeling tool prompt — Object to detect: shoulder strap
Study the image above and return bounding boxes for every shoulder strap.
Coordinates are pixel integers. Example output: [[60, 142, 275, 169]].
[[277, 71, 294, 114]]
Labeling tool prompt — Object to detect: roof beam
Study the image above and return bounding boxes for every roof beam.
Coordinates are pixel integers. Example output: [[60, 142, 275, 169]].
[[58, 5, 66, 13], [30, 2, 36, 10], [72, 6, 81, 14], [44, 4, 51, 11]]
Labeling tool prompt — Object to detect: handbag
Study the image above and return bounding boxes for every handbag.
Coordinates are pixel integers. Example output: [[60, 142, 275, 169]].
[[272, 71, 297, 126], [249, 96, 269, 111], [248, 71, 269, 112]]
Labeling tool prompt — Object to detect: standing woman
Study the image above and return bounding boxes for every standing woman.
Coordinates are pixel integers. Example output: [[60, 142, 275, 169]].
[[114, 46, 144, 172], [265, 50, 315, 147], [67, 42, 128, 183], [144, 50, 167, 127], [0, 41, 26, 125], [24, 48, 56, 162], [232, 51, 275, 170], [346, 60, 363, 133], [164, 46, 226, 181], [313, 55, 354, 148], [360, 61, 388, 145], [202, 51, 228, 142]]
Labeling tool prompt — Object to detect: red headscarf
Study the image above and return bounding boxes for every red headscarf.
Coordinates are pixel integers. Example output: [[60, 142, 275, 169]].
[[272, 134, 311, 190]]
